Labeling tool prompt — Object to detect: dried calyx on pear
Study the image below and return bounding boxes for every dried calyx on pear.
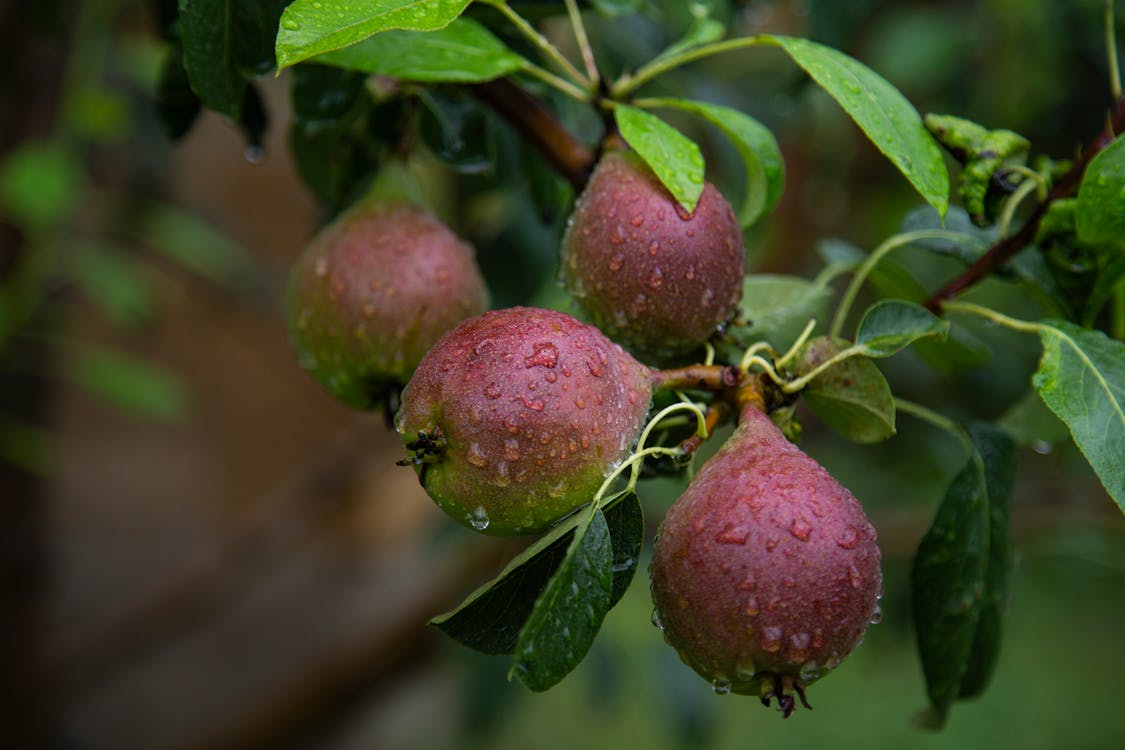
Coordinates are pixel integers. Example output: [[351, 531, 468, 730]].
[[650, 402, 883, 715]]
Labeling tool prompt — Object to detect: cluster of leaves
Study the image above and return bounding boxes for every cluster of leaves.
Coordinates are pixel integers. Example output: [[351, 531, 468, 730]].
[[159, 0, 1125, 727]]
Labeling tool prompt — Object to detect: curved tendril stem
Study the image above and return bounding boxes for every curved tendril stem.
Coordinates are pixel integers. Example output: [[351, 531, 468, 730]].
[[737, 341, 775, 373], [829, 229, 983, 339], [564, 0, 600, 86], [940, 300, 1042, 334], [780, 345, 865, 394], [740, 354, 787, 387], [612, 36, 763, 98], [483, 0, 592, 90], [995, 176, 1042, 239], [893, 397, 977, 463], [775, 318, 818, 369]]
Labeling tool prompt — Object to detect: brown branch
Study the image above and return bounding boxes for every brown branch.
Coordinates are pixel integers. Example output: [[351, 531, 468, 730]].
[[471, 78, 596, 191], [923, 95, 1125, 312]]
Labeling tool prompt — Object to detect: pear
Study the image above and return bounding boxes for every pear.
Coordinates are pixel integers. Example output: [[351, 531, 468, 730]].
[[397, 307, 653, 535], [650, 404, 882, 714], [287, 200, 488, 410], [561, 149, 745, 363]]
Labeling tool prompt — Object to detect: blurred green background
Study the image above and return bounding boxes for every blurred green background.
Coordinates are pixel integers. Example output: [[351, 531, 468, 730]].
[[1, 1, 1122, 748]]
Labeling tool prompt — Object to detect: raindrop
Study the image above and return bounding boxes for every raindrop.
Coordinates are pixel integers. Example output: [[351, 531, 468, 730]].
[[869, 605, 883, 624], [835, 527, 858, 549], [651, 608, 664, 630], [711, 677, 732, 695], [281, 18, 299, 30], [1032, 440, 1052, 455], [243, 145, 264, 164], [469, 506, 490, 531], [761, 626, 783, 652]]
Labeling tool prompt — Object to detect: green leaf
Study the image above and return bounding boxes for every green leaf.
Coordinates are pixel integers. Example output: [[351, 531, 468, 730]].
[[71, 242, 154, 328], [911, 423, 1014, 726], [642, 98, 783, 227], [289, 64, 390, 212], [614, 105, 704, 213], [0, 141, 81, 230], [179, 0, 290, 118], [430, 491, 636, 656], [276, 0, 473, 70], [139, 204, 257, 288], [511, 507, 613, 691], [604, 491, 643, 606], [1076, 135, 1125, 245], [855, 299, 949, 357], [998, 388, 1070, 450], [314, 18, 525, 82], [739, 274, 831, 350], [794, 336, 896, 443], [70, 347, 192, 423], [1031, 320, 1125, 511], [764, 35, 949, 217]]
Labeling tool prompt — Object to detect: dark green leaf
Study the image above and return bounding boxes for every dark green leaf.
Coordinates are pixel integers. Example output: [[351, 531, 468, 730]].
[[855, 299, 949, 357], [739, 274, 831, 349], [153, 44, 202, 140], [1083, 248, 1125, 327], [604, 491, 643, 606], [276, 0, 473, 70], [430, 491, 635, 656], [997, 388, 1070, 450], [70, 347, 192, 422], [764, 35, 949, 217], [418, 89, 495, 173], [289, 64, 388, 211], [1076, 135, 1125, 245], [911, 423, 1014, 725], [511, 508, 614, 691], [643, 98, 783, 227], [179, 0, 289, 119], [614, 105, 704, 213], [1032, 320, 1125, 511], [314, 18, 525, 82], [795, 336, 896, 443]]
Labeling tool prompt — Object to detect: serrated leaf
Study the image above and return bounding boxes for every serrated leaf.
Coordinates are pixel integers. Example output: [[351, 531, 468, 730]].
[[795, 336, 896, 443], [764, 35, 949, 217], [1076, 135, 1125, 245], [911, 423, 1014, 726], [430, 491, 637, 656], [314, 18, 525, 82], [614, 105, 704, 213], [644, 98, 783, 227], [276, 0, 473, 70], [855, 299, 949, 357], [511, 508, 613, 692], [739, 274, 831, 349], [1031, 320, 1125, 511]]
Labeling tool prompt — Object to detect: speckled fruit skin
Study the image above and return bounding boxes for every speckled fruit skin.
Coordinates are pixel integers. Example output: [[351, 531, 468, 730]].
[[650, 405, 882, 705], [397, 307, 652, 536], [287, 200, 488, 409], [561, 149, 746, 363]]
